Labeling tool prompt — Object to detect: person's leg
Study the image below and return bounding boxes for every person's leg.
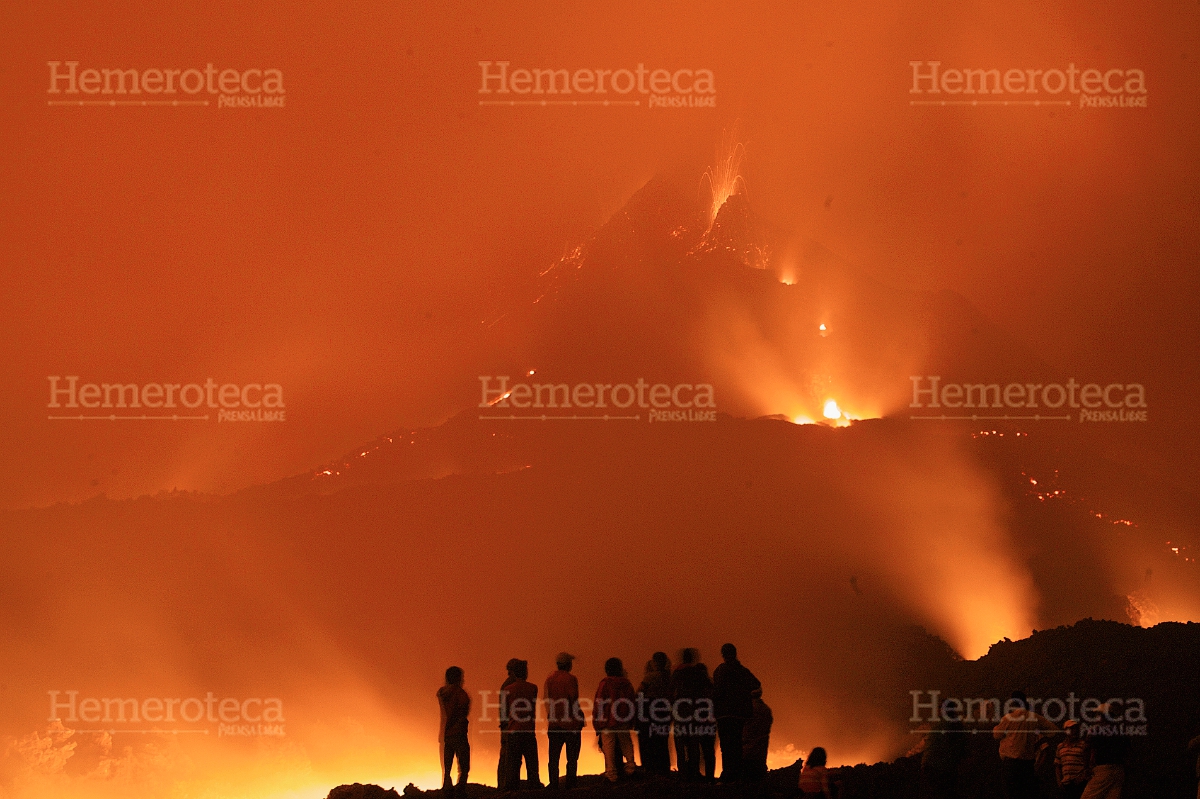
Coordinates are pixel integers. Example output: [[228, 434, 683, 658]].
[[504, 734, 523, 789], [700, 735, 716, 780], [497, 735, 510, 790], [442, 740, 454, 790], [673, 732, 690, 776], [717, 718, 743, 780], [619, 730, 637, 775], [565, 732, 581, 789], [547, 732, 563, 788], [601, 731, 619, 782], [524, 732, 541, 786], [457, 737, 471, 788], [648, 735, 666, 773], [681, 737, 699, 779]]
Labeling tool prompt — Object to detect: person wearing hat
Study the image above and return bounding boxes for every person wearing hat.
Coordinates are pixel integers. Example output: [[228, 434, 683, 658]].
[[1056, 720, 1089, 799], [544, 652, 584, 789]]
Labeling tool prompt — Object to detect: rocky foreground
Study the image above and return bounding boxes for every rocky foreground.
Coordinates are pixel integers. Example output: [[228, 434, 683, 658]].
[[328, 620, 1200, 799]]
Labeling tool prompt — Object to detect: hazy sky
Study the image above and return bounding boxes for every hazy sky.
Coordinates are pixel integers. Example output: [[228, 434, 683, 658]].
[[2, 0, 1196, 508]]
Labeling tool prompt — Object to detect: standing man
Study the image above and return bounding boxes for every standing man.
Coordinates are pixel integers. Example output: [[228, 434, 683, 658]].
[[437, 666, 471, 795], [1055, 720, 1089, 799], [544, 652, 584, 789], [993, 691, 1058, 799], [496, 658, 521, 790], [712, 643, 761, 782], [1081, 706, 1130, 799], [501, 659, 541, 789]]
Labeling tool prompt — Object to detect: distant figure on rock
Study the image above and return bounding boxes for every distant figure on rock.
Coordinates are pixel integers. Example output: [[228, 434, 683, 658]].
[[437, 666, 471, 795], [500, 659, 541, 789], [993, 691, 1058, 799], [1055, 720, 1089, 799], [713, 642, 761, 782], [742, 687, 773, 781], [544, 652, 584, 789], [636, 652, 673, 775], [594, 657, 638, 782], [1081, 705, 1130, 799], [671, 648, 717, 781], [496, 659, 521, 790], [798, 746, 834, 798]]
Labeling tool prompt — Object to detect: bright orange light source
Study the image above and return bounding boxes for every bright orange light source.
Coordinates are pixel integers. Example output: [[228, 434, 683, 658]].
[[823, 399, 841, 419]]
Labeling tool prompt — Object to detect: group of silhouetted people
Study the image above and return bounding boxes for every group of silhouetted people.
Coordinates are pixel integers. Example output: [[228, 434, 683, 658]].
[[437, 643, 791, 793]]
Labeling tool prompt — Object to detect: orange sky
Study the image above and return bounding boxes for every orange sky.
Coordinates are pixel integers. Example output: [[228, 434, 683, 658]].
[[1, 0, 1196, 508]]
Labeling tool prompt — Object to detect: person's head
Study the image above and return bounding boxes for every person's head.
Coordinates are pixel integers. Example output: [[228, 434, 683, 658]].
[[1064, 720, 1080, 739], [720, 643, 738, 662], [1009, 691, 1027, 712], [556, 652, 575, 672], [807, 747, 827, 768], [604, 657, 625, 677], [652, 651, 671, 673], [445, 666, 464, 686], [506, 657, 521, 676], [513, 659, 528, 680], [680, 647, 699, 666]]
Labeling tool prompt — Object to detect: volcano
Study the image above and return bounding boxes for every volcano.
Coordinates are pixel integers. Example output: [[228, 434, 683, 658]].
[[1, 179, 1195, 799]]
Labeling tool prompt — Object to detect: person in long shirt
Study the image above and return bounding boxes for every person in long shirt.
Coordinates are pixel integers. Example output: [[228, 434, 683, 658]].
[[437, 666, 471, 794], [742, 688, 773, 782], [993, 692, 1059, 799], [544, 652, 584, 789], [496, 658, 521, 790], [636, 652, 673, 775], [501, 659, 541, 789], [712, 643, 761, 782], [671, 648, 717, 781], [594, 657, 638, 783]]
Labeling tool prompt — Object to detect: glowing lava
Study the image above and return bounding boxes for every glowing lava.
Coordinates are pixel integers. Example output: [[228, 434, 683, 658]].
[[823, 399, 842, 419], [701, 127, 747, 227]]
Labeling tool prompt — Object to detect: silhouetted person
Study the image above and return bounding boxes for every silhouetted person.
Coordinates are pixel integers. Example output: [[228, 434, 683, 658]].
[[594, 657, 638, 782], [671, 647, 717, 781], [798, 746, 833, 798], [497, 658, 521, 790], [993, 691, 1058, 799], [437, 666, 471, 794], [501, 659, 541, 788], [1081, 705, 1130, 799], [742, 687, 773, 781], [637, 652, 673, 775], [1055, 720, 1088, 799], [920, 717, 966, 799], [713, 642, 760, 782], [544, 652, 584, 789]]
